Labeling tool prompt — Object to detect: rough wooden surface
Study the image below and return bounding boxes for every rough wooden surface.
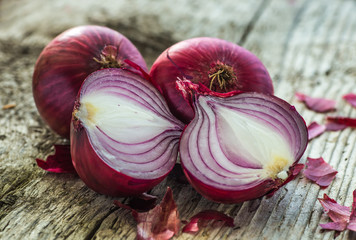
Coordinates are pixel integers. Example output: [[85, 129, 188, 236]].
[[1, 0, 356, 239]]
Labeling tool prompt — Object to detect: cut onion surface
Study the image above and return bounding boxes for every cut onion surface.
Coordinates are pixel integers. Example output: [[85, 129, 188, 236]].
[[179, 82, 308, 203], [70, 68, 184, 196]]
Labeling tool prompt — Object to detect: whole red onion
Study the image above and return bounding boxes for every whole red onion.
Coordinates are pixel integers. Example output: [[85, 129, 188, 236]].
[[177, 80, 308, 203], [71, 68, 184, 196], [150, 37, 273, 123], [33, 25, 147, 138]]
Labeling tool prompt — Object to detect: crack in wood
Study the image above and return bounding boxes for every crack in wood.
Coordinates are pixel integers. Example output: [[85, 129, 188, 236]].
[[84, 208, 118, 240]]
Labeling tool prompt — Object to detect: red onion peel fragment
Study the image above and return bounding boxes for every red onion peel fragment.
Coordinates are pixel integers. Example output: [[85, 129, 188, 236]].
[[295, 92, 336, 113], [303, 157, 337, 188], [318, 190, 356, 232], [178, 80, 308, 203], [343, 93, 356, 108], [70, 68, 184, 196], [33, 25, 147, 138], [114, 187, 180, 240], [326, 116, 356, 129], [307, 122, 326, 141], [36, 145, 76, 174], [150, 37, 274, 123], [182, 210, 234, 234]]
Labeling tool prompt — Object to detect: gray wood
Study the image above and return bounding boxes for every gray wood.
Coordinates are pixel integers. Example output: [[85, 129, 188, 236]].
[[1, 0, 356, 239]]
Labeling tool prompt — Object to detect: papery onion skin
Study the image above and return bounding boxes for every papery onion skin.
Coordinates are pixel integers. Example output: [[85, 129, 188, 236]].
[[179, 91, 308, 203], [33, 25, 147, 138], [70, 68, 184, 196], [150, 37, 274, 123]]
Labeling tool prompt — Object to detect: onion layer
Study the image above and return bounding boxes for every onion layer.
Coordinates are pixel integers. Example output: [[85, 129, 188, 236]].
[[33, 25, 147, 138], [179, 83, 308, 203], [70, 68, 184, 196], [150, 37, 274, 123]]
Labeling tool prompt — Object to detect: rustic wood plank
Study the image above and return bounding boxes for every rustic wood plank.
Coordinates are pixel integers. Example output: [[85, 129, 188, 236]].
[[1, 0, 356, 239]]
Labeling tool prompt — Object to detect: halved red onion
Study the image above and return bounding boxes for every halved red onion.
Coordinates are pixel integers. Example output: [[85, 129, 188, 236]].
[[150, 37, 274, 123], [33, 25, 147, 138], [179, 81, 308, 203], [70, 68, 184, 196]]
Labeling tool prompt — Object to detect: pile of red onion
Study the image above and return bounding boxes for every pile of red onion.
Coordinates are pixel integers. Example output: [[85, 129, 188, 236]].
[[33, 25, 308, 203]]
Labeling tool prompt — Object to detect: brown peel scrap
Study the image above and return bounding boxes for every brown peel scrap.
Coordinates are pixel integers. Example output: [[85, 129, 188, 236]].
[[2, 103, 16, 110]]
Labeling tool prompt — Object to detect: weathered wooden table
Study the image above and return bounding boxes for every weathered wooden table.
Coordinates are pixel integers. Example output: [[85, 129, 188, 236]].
[[1, 0, 356, 239]]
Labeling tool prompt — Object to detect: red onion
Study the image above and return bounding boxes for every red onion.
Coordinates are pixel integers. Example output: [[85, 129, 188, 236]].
[[33, 25, 147, 138], [149, 37, 274, 123], [177, 80, 308, 203], [70, 68, 184, 196]]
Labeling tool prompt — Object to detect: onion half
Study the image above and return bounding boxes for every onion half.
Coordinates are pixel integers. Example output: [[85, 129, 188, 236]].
[[179, 82, 308, 203], [70, 68, 184, 196], [150, 37, 273, 123], [33, 25, 147, 138]]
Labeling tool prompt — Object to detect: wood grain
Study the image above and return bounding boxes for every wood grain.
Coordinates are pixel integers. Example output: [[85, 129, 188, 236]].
[[1, 0, 356, 239]]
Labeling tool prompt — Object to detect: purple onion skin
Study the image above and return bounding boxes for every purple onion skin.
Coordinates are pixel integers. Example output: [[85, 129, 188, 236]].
[[149, 37, 273, 123], [70, 123, 167, 197], [33, 25, 147, 138]]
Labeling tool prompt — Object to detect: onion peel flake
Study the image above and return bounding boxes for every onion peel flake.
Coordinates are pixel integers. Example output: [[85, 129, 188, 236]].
[[36, 144, 76, 174], [343, 93, 356, 108], [295, 92, 336, 113], [182, 210, 234, 234], [318, 190, 356, 233], [307, 122, 326, 141], [304, 157, 337, 188], [114, 187, 180, 240], [326, 116, 356, 129]]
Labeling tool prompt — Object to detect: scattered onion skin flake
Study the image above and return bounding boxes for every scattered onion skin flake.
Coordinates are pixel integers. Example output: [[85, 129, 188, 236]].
[[182, 210, 234, 234], [343, 93, 356, 108], [114, 187, 180, 240], [70, 69, 184, 197], [326, 116, 356, 128], [150, 37, 274, 124], [178, 80, 308, 203], [36, 145, 76, 174], [318, 190, 356, 233], [307, 122, 326, 141], [33, 25, 147, 138], [304, 157, 337, 188], [318, 193, 351, 232], [295, 92, 336, 113]]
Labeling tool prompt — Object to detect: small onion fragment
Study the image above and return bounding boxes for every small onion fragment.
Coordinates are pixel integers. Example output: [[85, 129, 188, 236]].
[[70, 68, 184, 196], [33, 25, 147, 138], [295, 92, 336, 113], [179, 83, 308, 203], [150, 37, 274, 123], [318, 190, 356, 233], [343, 93, 356, 108], [304, 157, 337, 188], [307, 122, 326, 141]]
